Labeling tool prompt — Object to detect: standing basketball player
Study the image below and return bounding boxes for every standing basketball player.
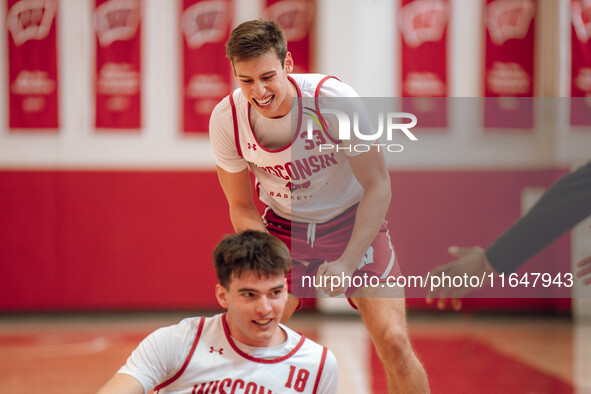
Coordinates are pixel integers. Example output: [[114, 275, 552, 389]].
[[97, 231, 338, 394], [209, 20, 429, 393]]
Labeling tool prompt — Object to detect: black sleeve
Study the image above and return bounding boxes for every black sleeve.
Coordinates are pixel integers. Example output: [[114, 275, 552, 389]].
[[485, 160, 591, 274]]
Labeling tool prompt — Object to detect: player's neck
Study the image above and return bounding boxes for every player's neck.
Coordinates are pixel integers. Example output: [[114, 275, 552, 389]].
[[272, 77, 297, 119]]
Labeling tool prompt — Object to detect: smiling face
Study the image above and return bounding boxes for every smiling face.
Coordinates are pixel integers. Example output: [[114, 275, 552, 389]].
[[233, 50, 295, 118], [216, 270, 288, 347]]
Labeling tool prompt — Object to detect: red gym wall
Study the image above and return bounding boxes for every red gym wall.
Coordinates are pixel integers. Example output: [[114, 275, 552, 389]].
[[1, 1, 588, 313], [0, 169, 570, 312]]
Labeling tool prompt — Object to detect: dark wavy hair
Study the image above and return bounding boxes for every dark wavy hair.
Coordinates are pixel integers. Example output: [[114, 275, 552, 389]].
[[225, 19, 288, 67], [213, 230, 291, 288]]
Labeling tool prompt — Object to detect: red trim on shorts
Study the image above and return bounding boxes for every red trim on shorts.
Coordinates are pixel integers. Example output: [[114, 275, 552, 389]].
[[229, 92, 243, 158], [154, 316, 205, 392], [312, 346, 329, 394], [221, 313, 306, 364], [346, 298, 359, 310]]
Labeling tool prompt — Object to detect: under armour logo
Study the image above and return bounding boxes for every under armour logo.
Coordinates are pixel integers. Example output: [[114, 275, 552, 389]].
[[247, 142, 257, 151], [209, 346, 223, 354]]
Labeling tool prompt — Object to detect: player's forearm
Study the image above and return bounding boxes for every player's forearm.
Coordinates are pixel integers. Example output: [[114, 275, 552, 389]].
[[486, 160, 591, 273], [340, 181, 391, 268], [229, 205, 267, 233]]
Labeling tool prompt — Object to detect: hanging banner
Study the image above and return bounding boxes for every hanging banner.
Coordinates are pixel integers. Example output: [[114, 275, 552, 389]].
[[399, 0, 449, 129], [263, 0, 315, 73], [484, 0, 535, 130], [181, 0, 233, 133], [570, 0, 591, 127], [93, 0, 142, 130], [7, 0, 59, 130]]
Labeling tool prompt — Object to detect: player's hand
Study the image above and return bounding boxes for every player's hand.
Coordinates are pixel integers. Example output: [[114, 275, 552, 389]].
[[425, 246, 498, 311], [316, 259, 357, 297]]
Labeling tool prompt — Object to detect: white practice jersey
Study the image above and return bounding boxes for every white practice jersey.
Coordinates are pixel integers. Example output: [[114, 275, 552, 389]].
[[117, 313, 338, 394], [209, 74, 375, 223]]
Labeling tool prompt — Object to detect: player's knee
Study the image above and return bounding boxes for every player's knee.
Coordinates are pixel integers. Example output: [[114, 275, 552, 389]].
[[378, 327, 413, 363]]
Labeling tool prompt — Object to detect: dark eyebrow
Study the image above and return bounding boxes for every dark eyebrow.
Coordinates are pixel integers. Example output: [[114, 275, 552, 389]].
[[237, 71, 277, 79], [237, 284, 284, 293]]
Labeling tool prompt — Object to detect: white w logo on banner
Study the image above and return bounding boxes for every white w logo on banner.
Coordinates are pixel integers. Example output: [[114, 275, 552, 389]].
[[572, 0, 591, 43], [486, 0, 535, 46], [181, 1, 231, 49], [7, 0, 57, 46]]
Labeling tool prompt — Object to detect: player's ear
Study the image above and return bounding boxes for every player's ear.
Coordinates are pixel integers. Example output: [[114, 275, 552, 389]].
[[215, 283, 229, 309], [284, 52, 293, 73]]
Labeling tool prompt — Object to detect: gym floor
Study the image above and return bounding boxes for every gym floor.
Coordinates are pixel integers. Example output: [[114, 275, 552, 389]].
[[0, 309, 589, 394]]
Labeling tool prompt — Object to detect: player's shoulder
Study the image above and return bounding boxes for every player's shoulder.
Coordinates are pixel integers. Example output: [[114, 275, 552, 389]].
[[155, 316, 204, 338], [210, 89, 248, 119], [291, 73, 359, 98], [282, 324, 336, 361]]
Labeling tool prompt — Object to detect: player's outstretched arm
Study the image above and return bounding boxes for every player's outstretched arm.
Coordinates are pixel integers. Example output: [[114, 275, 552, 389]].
[[425, 246, 498, 311], [216, 166, 267, 233], [96, 374, 144, 394]]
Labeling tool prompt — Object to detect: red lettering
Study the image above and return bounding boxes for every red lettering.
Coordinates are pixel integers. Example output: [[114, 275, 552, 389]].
[[308, 155, 321, 173], [231, 379, 245, 394], [218, 378, 232, 394], [295, 159, 312, 179], [244, 382, 257, 394]]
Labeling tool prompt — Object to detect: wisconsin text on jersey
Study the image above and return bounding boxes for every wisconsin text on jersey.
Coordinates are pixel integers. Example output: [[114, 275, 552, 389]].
[[253, 153, 337, 199], [190, 377, 279, 394]]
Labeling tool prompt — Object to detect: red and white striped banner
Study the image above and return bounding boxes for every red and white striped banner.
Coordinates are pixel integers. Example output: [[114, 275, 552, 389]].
[[263, 0, 315, 73], [7, 0, 59, 130], [399, 0, 449, 129], [570, 0, 591, 127], [181, 0, 233, 133], [484, 0, 535, 130], [93, 0, 142, 130]]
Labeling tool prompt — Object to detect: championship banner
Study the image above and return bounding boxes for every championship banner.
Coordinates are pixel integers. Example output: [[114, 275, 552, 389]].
[[570, 0, 591, 127], [181, 0, 233, 134], [399, 0, 449, 129], [484, 0, 535, 130], [263, 0, 315, 73], [93, 0, 142, 129], [7, 0, 59, 129]]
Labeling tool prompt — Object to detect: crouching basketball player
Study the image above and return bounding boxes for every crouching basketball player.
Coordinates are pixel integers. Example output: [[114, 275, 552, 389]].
[[96, 231, 338, 394]]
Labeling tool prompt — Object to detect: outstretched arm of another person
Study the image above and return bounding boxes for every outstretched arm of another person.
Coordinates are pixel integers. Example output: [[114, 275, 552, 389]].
[[485, 160, 591, 273], [426, 160, 591, 309]]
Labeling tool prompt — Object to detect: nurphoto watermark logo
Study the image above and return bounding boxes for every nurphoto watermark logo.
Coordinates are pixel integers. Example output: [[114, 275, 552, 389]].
[[303, 105, 418, 153]]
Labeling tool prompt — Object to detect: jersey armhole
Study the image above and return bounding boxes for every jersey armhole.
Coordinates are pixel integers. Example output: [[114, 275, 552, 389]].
[[314, 76, 342, 145], [229, 92, 243, 158], [311, 346, 329, 394], [154, 317, 206, 392]]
